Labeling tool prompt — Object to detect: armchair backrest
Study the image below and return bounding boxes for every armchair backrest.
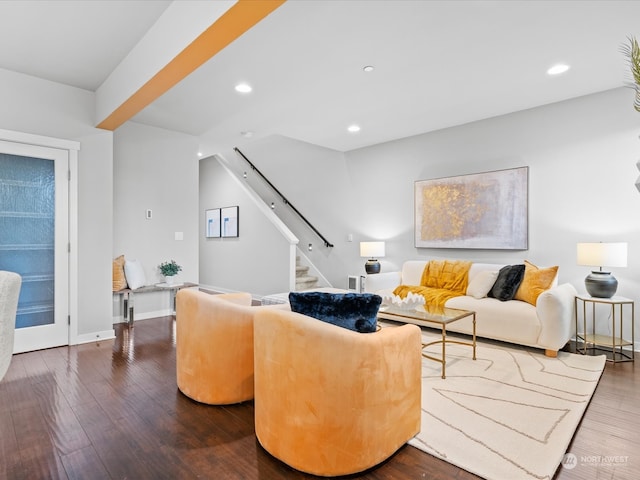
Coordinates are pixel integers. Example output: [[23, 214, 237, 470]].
[[175, 289, 288, 405], [0, 271, 22, 381], [175, 289, 253, 404], [253, 308, 422, 476]]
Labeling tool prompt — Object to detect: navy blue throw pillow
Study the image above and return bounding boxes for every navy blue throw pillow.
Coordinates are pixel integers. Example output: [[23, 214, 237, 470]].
[[488, 264, 526, 301], [288, 292, 382, 333]]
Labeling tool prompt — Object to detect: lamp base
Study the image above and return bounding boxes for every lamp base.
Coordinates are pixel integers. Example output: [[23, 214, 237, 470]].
[[584, 271, 618, 298], [365, 259, 380, 274]]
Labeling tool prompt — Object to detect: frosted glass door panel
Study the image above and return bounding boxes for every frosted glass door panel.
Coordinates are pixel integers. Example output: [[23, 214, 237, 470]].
[[0, 154, 55, 328], [0, 140, 68, 353]]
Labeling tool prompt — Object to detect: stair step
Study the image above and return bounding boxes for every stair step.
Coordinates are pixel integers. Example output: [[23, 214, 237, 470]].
[[296, 275, 318, 290], [296, 274, 317, 284], [295, 255, 317, 289]]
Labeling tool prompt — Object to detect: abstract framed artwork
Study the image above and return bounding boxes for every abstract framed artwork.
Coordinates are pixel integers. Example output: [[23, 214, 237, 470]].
[[205, 208, 221, 238], [221, 206, 239, 238], [414, 166, 528, 250]]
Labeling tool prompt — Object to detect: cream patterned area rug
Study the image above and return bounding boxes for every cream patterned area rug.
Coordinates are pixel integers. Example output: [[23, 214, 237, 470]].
[[406, 327, 606, 480]]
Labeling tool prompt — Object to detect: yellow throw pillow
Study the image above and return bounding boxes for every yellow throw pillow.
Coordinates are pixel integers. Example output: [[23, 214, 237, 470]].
[[514, 260, 558, 305], [112, 255, 128, 291]]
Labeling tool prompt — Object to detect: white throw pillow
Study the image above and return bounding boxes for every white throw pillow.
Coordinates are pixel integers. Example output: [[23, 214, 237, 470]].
[[466, 270, 499, 299], [124, 259, 147, 290]]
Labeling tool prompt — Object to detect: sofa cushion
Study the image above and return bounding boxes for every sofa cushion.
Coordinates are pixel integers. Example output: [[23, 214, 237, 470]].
[[288, 292, 381, 333], [466, 270, 499, 299], [446, 295, 541, 347], [401, 260, 431, 286], [488, 264, 525, 301], [514, 260, 559, 305]]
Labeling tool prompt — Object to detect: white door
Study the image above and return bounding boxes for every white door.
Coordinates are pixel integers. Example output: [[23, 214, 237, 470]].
[[0, 140, 69, 353]]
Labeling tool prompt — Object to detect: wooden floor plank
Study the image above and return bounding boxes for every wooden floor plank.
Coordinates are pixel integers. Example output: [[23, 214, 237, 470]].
[[11, 405, 68, 480], [0, 316, 638, 479], [60, 445, 111, 480], [0, 409, 23, 479]]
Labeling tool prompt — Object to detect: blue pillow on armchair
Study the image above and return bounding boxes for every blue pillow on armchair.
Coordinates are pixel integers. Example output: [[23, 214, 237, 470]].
[[288, 292, 382, 333]]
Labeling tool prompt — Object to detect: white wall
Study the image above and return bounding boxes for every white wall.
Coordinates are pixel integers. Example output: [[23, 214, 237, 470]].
[[346, 88, 640, 281], [199, 155, 294, 296], [112, 122, 200, 320], [224, 138, 359, 290], [0, 68, 98, 139], [347, 87, 640, 347], [77, 132, 114, 338], [224, 87, 640, 343], [0, 68, 114, 342]]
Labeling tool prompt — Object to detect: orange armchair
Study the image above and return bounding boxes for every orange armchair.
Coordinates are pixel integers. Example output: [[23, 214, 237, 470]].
[[176, 290, 264, 405], [253, 308, 422, 476]]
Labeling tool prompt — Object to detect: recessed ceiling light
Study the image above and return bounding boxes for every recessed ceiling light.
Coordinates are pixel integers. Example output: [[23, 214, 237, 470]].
[[240, 131, 254, 138], [547, 64, 570, 76], [197, 152, 203, 157], [347, 124, 361, 133], [235, 83, 252, 93], [363, 65, 374, 72]]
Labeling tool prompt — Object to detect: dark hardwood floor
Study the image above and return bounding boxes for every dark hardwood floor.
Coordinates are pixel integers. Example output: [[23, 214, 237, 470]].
[[0, 316, 638, 480]]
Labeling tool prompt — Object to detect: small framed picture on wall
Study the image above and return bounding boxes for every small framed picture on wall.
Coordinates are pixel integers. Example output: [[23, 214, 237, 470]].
[[221, 206, 239, 238], [205, 208, 221, 238]]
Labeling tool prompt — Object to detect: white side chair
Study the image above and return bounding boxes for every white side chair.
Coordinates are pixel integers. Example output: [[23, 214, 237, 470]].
[[0, 271, 21, 381]]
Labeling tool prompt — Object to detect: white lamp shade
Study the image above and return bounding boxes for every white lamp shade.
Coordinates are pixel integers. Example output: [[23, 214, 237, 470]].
[[577, 242, 627, 268], [360, 241, 385, 258]]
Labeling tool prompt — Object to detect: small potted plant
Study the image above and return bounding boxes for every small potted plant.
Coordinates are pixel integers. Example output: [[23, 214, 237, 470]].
[[622, 36, 640, 112], [159, 259, 182, 285]]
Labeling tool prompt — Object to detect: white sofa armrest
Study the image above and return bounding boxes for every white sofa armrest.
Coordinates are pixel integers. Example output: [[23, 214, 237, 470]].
[[535, 282, 577, 353], [363, 272, 402, 294]]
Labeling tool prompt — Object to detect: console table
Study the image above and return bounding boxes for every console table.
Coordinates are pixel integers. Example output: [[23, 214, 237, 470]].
[[117, 282, 198, 326]]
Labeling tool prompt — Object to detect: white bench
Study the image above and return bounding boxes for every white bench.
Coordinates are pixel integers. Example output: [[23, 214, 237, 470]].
[[116, 282, 198, 326]]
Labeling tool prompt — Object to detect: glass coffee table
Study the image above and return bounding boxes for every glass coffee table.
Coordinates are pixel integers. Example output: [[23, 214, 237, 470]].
[[378, 304, 476, 379]]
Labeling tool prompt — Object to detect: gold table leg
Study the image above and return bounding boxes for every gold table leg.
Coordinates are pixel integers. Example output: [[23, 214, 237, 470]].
[[441, 325, 447, 379], [472, 312, 476, 360]]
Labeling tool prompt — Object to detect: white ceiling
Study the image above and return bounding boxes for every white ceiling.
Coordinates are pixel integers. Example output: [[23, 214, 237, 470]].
[[1, 0, 639, 153], [0, 0, 171, 90]]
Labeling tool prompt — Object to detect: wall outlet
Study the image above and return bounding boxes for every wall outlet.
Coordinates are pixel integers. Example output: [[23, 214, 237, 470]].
[[145, 209, 152, 219]]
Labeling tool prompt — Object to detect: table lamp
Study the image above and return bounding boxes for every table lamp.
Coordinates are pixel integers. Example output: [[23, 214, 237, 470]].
[[577, 242, 627, 298], [360, 241, 385, 274]]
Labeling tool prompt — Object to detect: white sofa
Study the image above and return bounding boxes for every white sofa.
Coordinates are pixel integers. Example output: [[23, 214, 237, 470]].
[[365, 260, 577, 357]]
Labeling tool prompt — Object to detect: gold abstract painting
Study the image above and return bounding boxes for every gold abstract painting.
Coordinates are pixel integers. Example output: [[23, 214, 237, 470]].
[[414, 167, 528, 249]]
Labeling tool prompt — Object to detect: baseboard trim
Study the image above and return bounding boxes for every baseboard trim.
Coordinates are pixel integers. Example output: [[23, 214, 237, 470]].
[[113, 309, 173, 324], [73, 329, 116, 345]]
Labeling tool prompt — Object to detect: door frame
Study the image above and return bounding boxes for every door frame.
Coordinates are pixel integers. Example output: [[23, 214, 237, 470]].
[[0, 128, 79, 348]]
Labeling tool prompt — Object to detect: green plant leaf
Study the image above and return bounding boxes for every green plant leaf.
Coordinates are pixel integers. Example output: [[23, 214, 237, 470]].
[[159, 259, 182, 276], [621, 36, 640, 112]]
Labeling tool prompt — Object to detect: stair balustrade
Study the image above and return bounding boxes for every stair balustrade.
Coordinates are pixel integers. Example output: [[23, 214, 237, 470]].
[[234, 147, 334, 248]]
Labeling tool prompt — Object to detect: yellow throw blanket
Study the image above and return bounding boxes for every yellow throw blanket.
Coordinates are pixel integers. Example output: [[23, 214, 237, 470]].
[[393, 260, 472, 308]]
